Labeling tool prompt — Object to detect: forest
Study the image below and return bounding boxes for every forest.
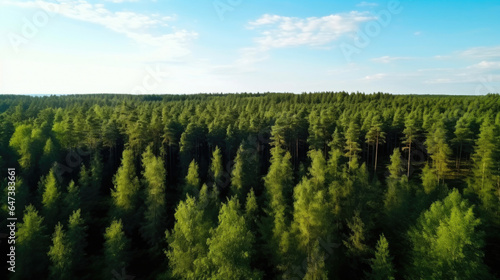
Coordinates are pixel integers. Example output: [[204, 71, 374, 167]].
[[0, 92, 499, 280]]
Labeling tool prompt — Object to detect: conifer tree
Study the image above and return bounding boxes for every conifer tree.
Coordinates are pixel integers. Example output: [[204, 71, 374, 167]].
[[48, 223, 72, 280], [402, 112, 419, 177], [184, 159, 200, 197], [41, 168, 61, 229], [111, 149, 140, 226], [166, 196, 213, 279], [63, 180, 80, 220], [344, 121, 361, 169], [205, 197, 262, 280], [141, 145, 167, 248], [365, 116, 386, 171], [367, 234, 395, 280], [467, 118, 499, 221], [67, 209, 87, 275], [210, 146, 224, 188], [408, 189, 490, 279], [425, 119, 452, 183], [104, 219, 130, 279], [16, 205, 48, 280]]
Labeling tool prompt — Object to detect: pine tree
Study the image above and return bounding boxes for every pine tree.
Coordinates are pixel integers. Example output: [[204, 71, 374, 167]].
[[111, 149, 140, 226], [402, 112, 419, 177], [425, 119, 452, 183], [231, 144, 259, 202], [292, 150, 333, 277], [365, 116, 386, 171], [367, 234, 395, 280], [104, 219, 131, 279], [166, 196, 213, 279], [184, 159, 201, 197], [63, 180, 80, 220], [387, 148, 404, 180], [245, 188, 259, 229], [39, 138, 59, 175], [344, 121, 361, 169], [48, 223, 72, 280], [467, 118, 499, 222], [210, 146, 224, 188], [16, 205, 48, 280], [453, 115, 472, 170], [205, 197, 262, 280], [67, 209, 87, 275], [408, 189, 490, 279], [41, 168, 61, 229], [141, 145, 167, 249]]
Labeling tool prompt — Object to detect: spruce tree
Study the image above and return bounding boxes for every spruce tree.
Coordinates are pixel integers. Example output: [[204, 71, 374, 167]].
[[48, 223, 72, 280], [16, 205, 48, 280], [111, 149, 140, 227], [141, 145, 167, 249], [104, 219, 131, 279], [367, 234, 395, 280]]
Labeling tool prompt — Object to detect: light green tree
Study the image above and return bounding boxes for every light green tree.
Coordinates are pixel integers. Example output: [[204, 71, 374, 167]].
[[111, 149, 140, 227], [104, 219, 131, 279], [16, 205, 48, 280], [205, 197, 262, 280], [407, 189, 490, 279], [141, 145, 167, 249], [166, 196, 213, 279], [48, 223, 72, 280], [367, 234, 395, 280]]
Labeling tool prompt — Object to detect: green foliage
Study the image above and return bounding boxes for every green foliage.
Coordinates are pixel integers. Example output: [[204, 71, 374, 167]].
[[63, 180, 80, 219], [41, 168, 61, 228], [210, 146, 224, 188], [388, 148, 404, 180], [104, 219, 130, 279], [425, 119, 452, 182], [141, 145, 167, 248], [166, 196, 213, 279], [467, 118, 500, 221], [367, 234, 395, 280], [2, 93, 500, 279], [205, 197, 262, 280], [344, 121, 361, 169], [67, 209, 87, 273], [111, 149, 140, 225], [231, 144, 259, 202], [407, 189, 490, 279], [184, 159, 201, 197], [48, 223, 72, 280], [16, 205, 48, 280]]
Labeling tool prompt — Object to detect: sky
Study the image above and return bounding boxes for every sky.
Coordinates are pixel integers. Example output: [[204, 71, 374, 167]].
[[0, 0, 499, 95]]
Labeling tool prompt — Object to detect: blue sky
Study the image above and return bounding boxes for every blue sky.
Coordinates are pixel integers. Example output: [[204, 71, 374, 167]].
[[1, 0, 499, 94]]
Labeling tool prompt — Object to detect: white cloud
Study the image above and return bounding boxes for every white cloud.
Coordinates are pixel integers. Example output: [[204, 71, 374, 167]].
[[247, 12, 375, 49], [372, 56, 413, 63], [104, 0, 139, 3], [467, 60, 500, 70], [363, 73, 386, 80], [459, 46, 500, 60], [357, 2, 378, 7], [3, 0, 197, 60]]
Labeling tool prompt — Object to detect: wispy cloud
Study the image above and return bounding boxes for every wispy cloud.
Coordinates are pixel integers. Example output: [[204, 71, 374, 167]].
[[363, 73, 386, 80], [459, 46, 500, 60], [371, 56, 414, 63], [357, 1, 378, 7], [3, 0, 197, 60], [247, 12, 374, 49]]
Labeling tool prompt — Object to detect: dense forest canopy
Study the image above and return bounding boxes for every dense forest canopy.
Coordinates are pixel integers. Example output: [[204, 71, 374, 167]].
[[0, 92, 499, 279]]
